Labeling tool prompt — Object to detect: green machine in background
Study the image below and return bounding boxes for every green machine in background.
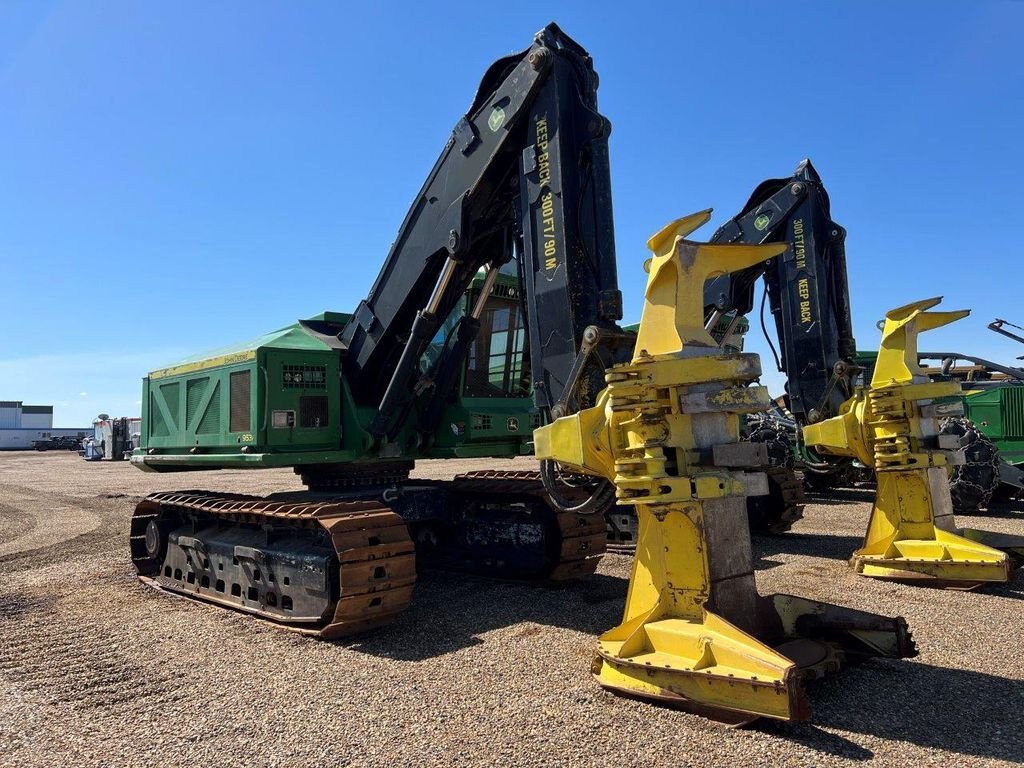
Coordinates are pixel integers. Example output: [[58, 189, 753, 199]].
[[975, 318, 1024, 475], [959, 383, 1024, 469]]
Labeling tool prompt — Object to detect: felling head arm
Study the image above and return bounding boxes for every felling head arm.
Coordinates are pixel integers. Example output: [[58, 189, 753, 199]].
[[803, 296, 970, 465], [634, 212, 787, 356], [804, 296, 1019, 588], [872, 297, 970, 387], [537, 214, 918, 724]]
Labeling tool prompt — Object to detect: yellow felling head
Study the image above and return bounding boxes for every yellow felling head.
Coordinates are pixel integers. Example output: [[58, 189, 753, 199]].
[[872, 297, 970, 387], [633, 213, 787, 357]]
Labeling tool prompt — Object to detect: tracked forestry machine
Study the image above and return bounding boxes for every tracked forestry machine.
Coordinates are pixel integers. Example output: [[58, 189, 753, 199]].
[[132, 24, 624, 637], [131, 24, 917, 723]]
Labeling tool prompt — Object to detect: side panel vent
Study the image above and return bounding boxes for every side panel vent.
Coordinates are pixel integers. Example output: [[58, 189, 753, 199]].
[[158, 382, 180, 433], [230, 371, 251, 433], [197, 381, 221, 434], [1005, 388, 1024, 439], [186, 378, 210, 425], [299, 396, 329, 428]]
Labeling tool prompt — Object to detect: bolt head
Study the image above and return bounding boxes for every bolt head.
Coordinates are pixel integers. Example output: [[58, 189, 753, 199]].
[[528, 48, 551, 70]]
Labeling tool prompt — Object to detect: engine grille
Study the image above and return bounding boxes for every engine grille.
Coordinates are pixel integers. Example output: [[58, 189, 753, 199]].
[[300, 395, 329, 428], [283, 365, 327, 390], [230, 371, 251, 433], [1005, 387, 1024, 439]]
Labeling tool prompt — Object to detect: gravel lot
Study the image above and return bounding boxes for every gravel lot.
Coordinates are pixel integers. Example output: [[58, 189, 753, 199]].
[[1, 452, 1023, 767]]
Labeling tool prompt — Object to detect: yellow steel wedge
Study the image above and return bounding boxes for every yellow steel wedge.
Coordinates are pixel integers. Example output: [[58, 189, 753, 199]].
[[534, 215, 916, 724], [804, 297, 1023, 587]]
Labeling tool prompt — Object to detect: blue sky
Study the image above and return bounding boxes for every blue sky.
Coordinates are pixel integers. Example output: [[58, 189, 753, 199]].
[[1, 2, 1022, 426]]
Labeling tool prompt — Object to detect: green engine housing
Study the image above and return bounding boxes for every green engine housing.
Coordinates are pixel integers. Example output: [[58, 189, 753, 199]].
[[959, 385, 1024, 466], [133, 275, 538, 474]]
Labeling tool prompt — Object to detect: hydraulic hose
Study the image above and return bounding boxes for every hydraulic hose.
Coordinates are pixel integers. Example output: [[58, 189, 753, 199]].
[[540, 459, 616, 515]]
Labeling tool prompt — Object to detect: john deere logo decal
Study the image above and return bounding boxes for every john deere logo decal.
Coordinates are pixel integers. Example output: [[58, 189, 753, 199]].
[[754, 213, 771, 231], [488, 106, 506, 132], [507, 417, 519, 432]]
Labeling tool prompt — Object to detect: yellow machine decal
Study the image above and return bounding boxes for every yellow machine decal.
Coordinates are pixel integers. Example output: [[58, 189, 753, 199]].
[[535, 116, 558, 274], [791, 218, 813, 325], [149, 350, 256, 380]]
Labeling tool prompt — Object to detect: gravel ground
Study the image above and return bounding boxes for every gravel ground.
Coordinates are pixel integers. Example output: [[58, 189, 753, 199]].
[[1, 452, 1023, 767]]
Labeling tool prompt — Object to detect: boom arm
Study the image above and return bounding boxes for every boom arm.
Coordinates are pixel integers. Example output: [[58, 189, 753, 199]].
[[704, 160, 857, 424], [338, 24, 623, 440], [516, 42, 624, 416]]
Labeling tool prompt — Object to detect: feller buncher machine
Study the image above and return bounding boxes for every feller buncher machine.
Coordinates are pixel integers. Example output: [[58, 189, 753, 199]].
[[694, 174, 1024, 520], [132, 24, 1011, 723]]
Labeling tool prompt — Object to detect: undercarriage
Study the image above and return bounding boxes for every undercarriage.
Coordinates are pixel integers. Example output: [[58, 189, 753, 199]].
[[130, 470, 606, 638]]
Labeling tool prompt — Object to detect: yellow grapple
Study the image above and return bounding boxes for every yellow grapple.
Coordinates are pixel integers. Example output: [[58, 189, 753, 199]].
[[534, 212, 916, 724], [804, 297, 1024, 587]]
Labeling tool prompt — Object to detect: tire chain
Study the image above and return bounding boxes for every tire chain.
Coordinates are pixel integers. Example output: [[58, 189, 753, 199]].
[[939, 416, 1000, 514], [743, 416, 805, 535]]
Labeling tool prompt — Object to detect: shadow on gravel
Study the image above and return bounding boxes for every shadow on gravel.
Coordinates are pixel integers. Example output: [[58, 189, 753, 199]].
[[752, 533, 863, 564], [983, 576, 1024, 602], [805, 487, 877, 505], [349, 571, 1024, 763], [349, 532, 877, 660], [345, 571, 628, 661], [761, 659, 1024, 764], [0, 589, 55, 620], [756, 721, 873, 761]]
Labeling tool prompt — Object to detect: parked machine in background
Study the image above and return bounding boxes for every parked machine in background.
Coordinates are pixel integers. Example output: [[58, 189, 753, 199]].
[[32, 435, 83, 451], [84, 415, 141, 461], [989, 318, 1024, 355]]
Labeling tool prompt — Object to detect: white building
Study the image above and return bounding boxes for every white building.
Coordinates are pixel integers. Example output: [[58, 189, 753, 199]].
[[0, 401, 91, 450]]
